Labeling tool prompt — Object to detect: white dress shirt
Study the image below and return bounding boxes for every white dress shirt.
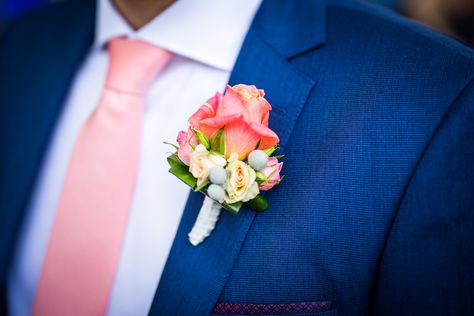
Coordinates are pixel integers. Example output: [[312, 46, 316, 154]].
[[8, 0, 261, 315]]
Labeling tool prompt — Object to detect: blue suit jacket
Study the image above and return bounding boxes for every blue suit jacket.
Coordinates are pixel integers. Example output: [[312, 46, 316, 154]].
[[1, 0, 473, 315]]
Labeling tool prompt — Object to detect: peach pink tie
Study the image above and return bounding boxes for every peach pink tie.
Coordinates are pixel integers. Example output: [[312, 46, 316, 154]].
[[33, 38, 173, 316]]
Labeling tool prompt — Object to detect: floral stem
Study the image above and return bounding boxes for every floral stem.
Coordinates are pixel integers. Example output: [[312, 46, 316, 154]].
[[188, 196, 222, 246]]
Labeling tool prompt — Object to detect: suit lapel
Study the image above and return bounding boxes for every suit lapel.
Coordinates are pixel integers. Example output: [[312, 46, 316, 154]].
[[149, 1, 326, 315], [0, 0, 95, 298]]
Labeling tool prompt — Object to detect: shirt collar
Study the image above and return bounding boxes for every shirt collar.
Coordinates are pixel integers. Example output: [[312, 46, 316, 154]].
[[95, 0, 262, 71]]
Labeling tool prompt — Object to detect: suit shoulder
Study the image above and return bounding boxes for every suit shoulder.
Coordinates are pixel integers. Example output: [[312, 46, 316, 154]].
[[325, 0, 474, 70], [291, 1, 473, 144]]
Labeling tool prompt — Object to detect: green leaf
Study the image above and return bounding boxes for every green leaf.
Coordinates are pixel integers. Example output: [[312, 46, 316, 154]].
[[163, 141, 179, 150], [254, 139, 261, 150], [194, 180, 210, 192], [255, 171, 268, 182], [194, 129, 210, 149], [264, 144, 279, 156], [168, 164, 197, 189], [210, 128, 226, 155], [244, 195, 269, 212], [222, 202, 243, 215], [166, 153, 186, 168], [276, 174, 285, 185], [272, 154, 285, 160]]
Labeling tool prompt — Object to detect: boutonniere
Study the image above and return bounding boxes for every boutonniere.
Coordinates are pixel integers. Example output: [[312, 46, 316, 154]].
[[166, 84, 284, 246]]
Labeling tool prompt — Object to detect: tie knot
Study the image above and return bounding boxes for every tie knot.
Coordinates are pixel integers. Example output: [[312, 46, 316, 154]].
[[105, 37, 173, 95]]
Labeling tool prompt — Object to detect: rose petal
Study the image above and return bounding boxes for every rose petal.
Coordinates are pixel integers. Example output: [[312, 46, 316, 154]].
[[188, 92, 222, 138], [216, 85, 247, 118], [224, 119, 261, 160], [249, 122, 279, 150], [219, 117, 279, 160], [200, 113, 242, 128], [228, 85, 272, 125]]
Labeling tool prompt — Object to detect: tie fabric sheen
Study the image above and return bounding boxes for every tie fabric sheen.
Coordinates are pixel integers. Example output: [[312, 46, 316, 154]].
[[33, 38, 173, 316]]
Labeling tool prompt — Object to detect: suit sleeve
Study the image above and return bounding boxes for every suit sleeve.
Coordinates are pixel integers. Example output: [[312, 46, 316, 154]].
[[373, 77, 474, 316]]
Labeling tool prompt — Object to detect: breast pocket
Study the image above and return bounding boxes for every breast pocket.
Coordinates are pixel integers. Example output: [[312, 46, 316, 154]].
[[210, 301, 336, 316]]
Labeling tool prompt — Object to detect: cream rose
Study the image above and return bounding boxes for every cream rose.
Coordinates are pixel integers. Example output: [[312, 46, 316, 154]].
[[224, 154, 259, 204], [189, 144, 227, 186]]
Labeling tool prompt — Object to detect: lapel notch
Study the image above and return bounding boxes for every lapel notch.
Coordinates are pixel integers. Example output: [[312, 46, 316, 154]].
[[253, 0, 327, 59]]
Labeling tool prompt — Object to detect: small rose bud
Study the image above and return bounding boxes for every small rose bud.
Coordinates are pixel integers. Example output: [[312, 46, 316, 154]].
[[209, 166, 227, 185], [207, 184, 225, 202], [248, 149, 268, 171], [259, 157, 283, 191]]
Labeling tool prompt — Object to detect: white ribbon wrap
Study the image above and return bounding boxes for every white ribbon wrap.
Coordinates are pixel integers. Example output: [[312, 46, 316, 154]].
[[188, 196, 222, 246]]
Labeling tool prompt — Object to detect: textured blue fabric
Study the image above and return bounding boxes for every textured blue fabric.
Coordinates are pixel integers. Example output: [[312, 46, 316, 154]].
[[0, 0, 473, 315]]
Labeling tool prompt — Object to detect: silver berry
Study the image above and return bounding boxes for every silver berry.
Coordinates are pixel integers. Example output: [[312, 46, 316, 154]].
[[207, 184, 226, 202], [248, 149, 269, 171], [209, 166, 227, 185]]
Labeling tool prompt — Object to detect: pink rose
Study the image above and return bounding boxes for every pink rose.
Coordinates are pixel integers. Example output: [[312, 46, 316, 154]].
[[177, 128, 197, 166], [188, 85, 279, 160], [188, 92, 223, 140], [259, 157, 283, 191]]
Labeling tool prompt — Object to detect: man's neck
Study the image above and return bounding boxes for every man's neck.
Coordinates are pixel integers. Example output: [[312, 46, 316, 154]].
[[112, 0, 176, 30]]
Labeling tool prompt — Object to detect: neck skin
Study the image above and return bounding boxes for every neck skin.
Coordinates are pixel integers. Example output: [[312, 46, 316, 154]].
[[112, 0, 176, 30]]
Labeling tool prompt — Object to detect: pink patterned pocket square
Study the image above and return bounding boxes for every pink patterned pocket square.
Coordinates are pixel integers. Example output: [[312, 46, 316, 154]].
[[211, 301, 332, 315]]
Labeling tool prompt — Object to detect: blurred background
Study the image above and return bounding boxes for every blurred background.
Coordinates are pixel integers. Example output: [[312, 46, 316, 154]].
[[0, 0, 473, 48], [0, 0, 49, 22], [371, 0, 474, 47]]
